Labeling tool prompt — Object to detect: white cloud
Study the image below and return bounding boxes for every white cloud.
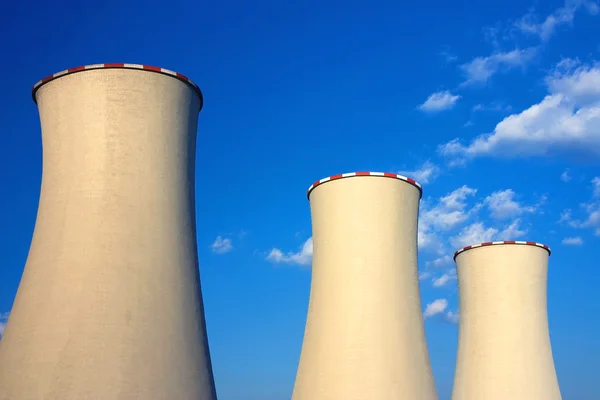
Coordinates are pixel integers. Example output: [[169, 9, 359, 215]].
[[424, 299, 458, 323], [432, 269, 457, 287], [439, 186, 478, 210], [451, 222, 499, 248], [450, 219, 527, 248], [398, 161, 441, 185], [418, 90, 461, 112], [498, 219, 527, 239], [445, 310, 460, 324], [211, 236, 233, 254], [424, 298, 448, 318], [484, 189, 536, 219], [440, 60, 600, 161], [418, 186, 479, 251], [561, 170, 572, 182], [562, 236, 584, 245], [459, 47, 537, 86], [419, 186, 532, 257], [418, 229, 439, 251], [432, 275, 451, 287], [267, 237, 313, 266], [514, 0, 599, 41]]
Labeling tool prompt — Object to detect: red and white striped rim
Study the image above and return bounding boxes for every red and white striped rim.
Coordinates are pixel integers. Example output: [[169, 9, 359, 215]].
[[307, 172, 423, 200], [453, 240, 551, 260], [31, 63, 203, 107]]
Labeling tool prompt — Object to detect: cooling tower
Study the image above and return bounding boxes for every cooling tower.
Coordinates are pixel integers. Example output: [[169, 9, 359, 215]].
[[291, 172, 438, 400], [0, 64, 217, 400], [452, 241, 561, 400]]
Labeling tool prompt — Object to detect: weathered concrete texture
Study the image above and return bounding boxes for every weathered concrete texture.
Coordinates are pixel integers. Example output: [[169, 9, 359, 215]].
[[0, 67, 217, 400], [292, 175, 438, 400], [452, 244, 561, 400]]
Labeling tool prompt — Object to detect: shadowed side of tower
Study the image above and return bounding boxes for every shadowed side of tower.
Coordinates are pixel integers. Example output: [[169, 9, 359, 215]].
[[292, 172, 438, 400], [452, 241, 561, 400], [0, 64, 217, 400]]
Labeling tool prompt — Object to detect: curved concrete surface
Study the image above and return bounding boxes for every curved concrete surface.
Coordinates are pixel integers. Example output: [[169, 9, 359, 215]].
[[292, 173, 438, 400], [0, 65, 217, 400], [452, 242, 561, 400]]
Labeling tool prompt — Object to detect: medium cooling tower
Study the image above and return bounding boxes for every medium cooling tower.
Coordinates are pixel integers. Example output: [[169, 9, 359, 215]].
[[291, 172, 438, 400], [452, 241, 561, 400], [0, 64, 217, 400]]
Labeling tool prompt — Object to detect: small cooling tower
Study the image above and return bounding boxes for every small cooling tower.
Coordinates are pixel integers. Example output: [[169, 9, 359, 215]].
[[291, 172, 438, 400], [452, 241, 561, 400], [0, 64, 217, 400]]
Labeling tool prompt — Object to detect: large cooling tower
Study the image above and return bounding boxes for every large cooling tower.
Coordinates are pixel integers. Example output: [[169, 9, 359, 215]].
[[0, 64, 217, 400], [292, 172, 438, 400], [452, 241, 561, 400]]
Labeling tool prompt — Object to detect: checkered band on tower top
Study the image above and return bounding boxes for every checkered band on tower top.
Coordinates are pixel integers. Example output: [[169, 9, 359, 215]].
[[453, 240, 552, 260], [31, 63, 203, 107], [306, 172, 423, 200]]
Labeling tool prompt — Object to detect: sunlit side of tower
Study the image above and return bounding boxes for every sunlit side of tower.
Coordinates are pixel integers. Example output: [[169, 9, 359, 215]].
[[291, 172, 438, 400], [452, 241, 561, 400], [0, 64, 217, 400]]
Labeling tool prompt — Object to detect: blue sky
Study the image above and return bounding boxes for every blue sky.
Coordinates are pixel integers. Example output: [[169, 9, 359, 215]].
[[1, 0, 599, 398]]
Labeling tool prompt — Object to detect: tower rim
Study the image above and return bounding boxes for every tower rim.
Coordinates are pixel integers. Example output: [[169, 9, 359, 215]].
[[306, 171, 423, 201], [31, 63, 203, 110], [453, 240, 552, 261]]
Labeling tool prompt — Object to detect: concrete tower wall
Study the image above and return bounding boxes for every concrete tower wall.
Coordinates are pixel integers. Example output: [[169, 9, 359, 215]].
[[452, 241, 561, 400], [0, 64, 217, 400], [292, 172, 438, 400]]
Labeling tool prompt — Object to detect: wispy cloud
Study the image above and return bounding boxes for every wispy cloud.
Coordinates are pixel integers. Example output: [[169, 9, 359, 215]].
[[418, 90, 461, 112], [456, 1, 598, 88], [440, 50, 458, 64], [559, 177, 600, 236], [426, 255, 453, 268], [398, 161, 441, 185], [472, 102, 513, 113], [593, 177, 600, 197], [514, 0, 599, 42], [459, 47, 538, 86], [267, 237, 313, 266], [432, 269, 457, 287], [0, 312, 9, 338], [562, 236, 584, 245], [561, 170, 572, 182], [419, 271, 432, 281], [211, 236, 233, 254]]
